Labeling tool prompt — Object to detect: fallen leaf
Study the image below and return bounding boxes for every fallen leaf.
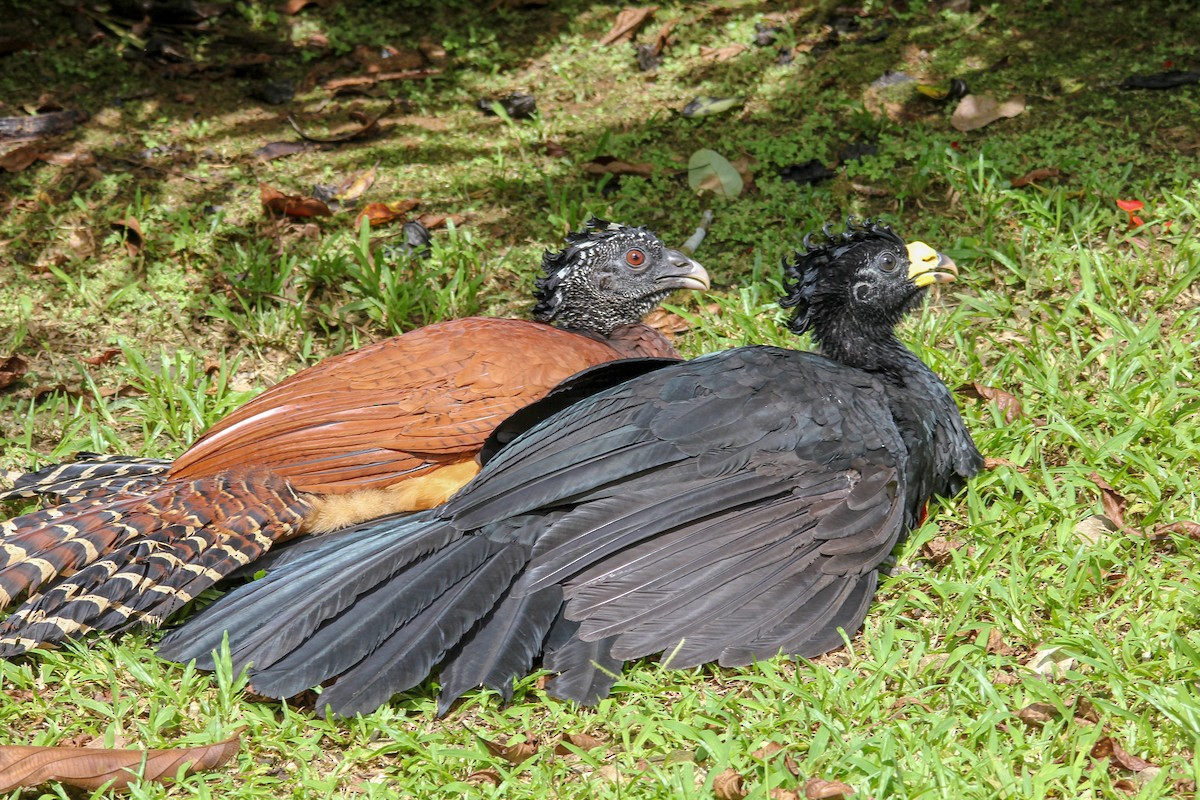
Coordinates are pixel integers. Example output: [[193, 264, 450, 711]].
[[0, 733, 240, 792], [771, 791, 800, 800], [1027, 646, 1075, 680], [110, 217, 144, 257], [714, 767, 748, 800], [1011, 167, 1061, 187], [554, 732, 605, 754], [1091, 736, 1155, 772], [81, 349, 122, 367], [1088, 473, 1127, 530], [260, 183, 333, 219], [583, 156, 656, 179], [356, 199, 420, 227], [322, 69, 440, 90], [920, 536, 960, 566], [700, 44, 747, 62], [1074, 514, 1118, 545], [465, 769, 501, 786], [544, 140, 567, 158], [805, 777, 855, 799], [477, 732, 538, 766], [957, 382, 1024, 423], [414, 213, 463, 231], [1152, 520, 1200, 540], [688, 148, 743, 197], [1015, 702, 1060, 727], [751, 742, 786, 760], [643, 309, 691, 335], [0, 355, 29, 390], [0, 143, 39, 172], [950, 94, 1026, 132], [986, 628, 1019, 656], [599, 7, 658, 46]]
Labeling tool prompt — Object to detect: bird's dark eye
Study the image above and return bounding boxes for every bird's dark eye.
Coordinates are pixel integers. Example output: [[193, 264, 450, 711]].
[[877, 253, 898, 273], [625, 249, 647, 268]]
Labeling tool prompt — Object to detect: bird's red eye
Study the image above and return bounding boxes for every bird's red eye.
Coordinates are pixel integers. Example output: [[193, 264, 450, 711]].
[[625, 249, 646, 268]]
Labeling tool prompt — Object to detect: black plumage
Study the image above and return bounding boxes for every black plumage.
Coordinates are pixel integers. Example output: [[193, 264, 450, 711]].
[[159, 219, 982, 716]]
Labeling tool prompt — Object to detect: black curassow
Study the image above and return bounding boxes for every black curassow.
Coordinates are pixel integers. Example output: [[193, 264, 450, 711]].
[[158, 219, 983, 717]]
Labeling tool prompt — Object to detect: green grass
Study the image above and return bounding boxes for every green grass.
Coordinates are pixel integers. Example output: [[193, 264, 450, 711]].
[[3, 0, 1200, 797]]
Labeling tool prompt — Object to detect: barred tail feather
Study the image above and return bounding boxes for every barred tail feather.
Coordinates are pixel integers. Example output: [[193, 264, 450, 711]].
[[1, 455, 171, 502]]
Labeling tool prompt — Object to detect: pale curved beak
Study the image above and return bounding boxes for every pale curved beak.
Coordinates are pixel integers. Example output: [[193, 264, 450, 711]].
[[659, 248, 711, 291], [906, 241, 958, 288]]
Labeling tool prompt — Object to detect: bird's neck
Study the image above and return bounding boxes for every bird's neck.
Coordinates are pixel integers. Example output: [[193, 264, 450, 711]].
[[815, 319, 918, 379]]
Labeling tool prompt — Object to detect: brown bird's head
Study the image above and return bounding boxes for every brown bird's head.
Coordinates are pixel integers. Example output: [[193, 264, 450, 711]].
[[532, 218, 710, 335], [780, 218, 957, 367]]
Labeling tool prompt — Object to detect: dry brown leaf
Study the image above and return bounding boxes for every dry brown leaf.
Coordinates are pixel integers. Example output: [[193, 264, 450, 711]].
[[599, 7, 658, 46], [0, 733, 240, 792], [805, 777, 855, 799], [1088, 473, 1127, 530], [1015, 702, 1060, 727], [356, 199, 420, 227], [1011, 167, 1061, 187], [260, 183, 333, 219], [332, 164, 378, 202], [714, 767, 748, 800], [700, 44, 747, 62], [771, 792, 800, 800], [1091, 736, 1154, 772], [554, 732, 605, 754], [1152, 520, 1200, 540], [751, 742, 786, 760], [414, 212, 464, 230], [650, 19, 678, 54], [465, 769, 502, 786], [478, 733, 538, 766], [957, 382, 1024, 424], [986, 628, 1019, 656], [920, 536, 960, 566], [0, 355, 28, 390], [322, 69, 440, 90], [0, 143, 40, 172], [81, 349, 122, 367], [583, 156, 656, 178], [644, 308, 691, 336], [950, 94, 1026, 132], [111, 216, 144, 257], [287, 101, 394, 143]]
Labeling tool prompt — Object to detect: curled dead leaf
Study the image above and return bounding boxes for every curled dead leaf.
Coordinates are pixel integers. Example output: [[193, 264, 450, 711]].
[[644, 308, 691, 336], [957, 382, 1024, 424], [260, 183, 333, 219], [599, 6, 658, 46], [0, 355, 29, 390], [805, 777, 855, 799], [0, 143, 40, 172], [986, 628, 1019, 657], [700, 44, 747, 62], [1015, 702, 1060, 727], [81, 349, 122, 367], [714, 767, 748, 800], [1010, 167, 1062, 187], [1091, 736, 1154, 772], [751, 742, 785, 760], [1151, 520, 1200, 540], [111, 217, 144, 257], [554, 732, 605, 754], [465, 769, 502, 786], [0, 732, 240, 792], [356, 199, 420, 228], [1088, 473, 1127, 530], [920, 536, 960, 566], [476, 732, 538, 766]]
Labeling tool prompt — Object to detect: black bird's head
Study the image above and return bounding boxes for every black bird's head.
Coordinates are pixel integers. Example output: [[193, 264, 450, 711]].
[[532, 218, 710, 335], [780, 218, 957, 367]]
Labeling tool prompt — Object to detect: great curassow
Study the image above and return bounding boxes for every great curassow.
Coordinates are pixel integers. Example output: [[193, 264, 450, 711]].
[[157, 219, 983, 716], [0, 219, 709, 655]]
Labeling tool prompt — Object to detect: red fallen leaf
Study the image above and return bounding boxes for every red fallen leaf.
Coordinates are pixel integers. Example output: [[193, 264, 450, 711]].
[[1010, 167, 1061, 187], [111, 217, 144, 257], [1116, 199, 1145, 229], [0, 733, 240, 792], [1091, 736, 1154, 772], [805, 777, 855, 799], [1088, 473, 1128, 530], [81, 349, 122, 367], [957, 382, 1024, 424], [260, 183, 333, 219], [599, 7, 658, 46], [356, 199, 420, 227], [0, 355, 29, 390]]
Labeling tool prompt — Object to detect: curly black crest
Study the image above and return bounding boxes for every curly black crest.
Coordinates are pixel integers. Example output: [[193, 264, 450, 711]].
[[532, 217, 641, 322], [779, 217, 905, 334]]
